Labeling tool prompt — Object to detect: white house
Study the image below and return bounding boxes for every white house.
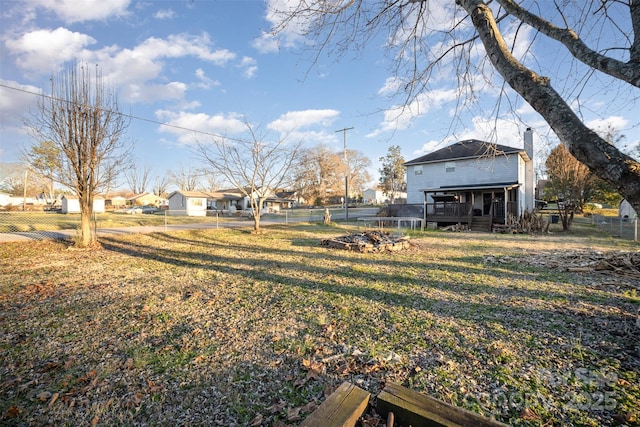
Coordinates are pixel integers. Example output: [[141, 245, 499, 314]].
[[404, 129, 535, 229], [61, 195, 105, 214], [0, 192, 11, 206], [619, 199, 637, 220], [363, 188, 407, 204], [167, 191, 209, 216]]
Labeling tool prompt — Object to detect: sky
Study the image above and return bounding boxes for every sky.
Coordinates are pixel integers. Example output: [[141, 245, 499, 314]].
[[1, 0, 638, 192]]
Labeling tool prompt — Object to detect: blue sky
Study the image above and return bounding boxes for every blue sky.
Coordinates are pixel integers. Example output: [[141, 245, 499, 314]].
[[1, 0, 638, 191]]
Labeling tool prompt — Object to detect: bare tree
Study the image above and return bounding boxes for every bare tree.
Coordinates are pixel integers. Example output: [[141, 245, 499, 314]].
[[346, 148, 372, 202], [545, 144, 593, 230], [270, 1, 640, 214], [125, 164, 152, 194], [170, 164, 201, 191], [293, 145, 344, 205], [194, 119, 302, 233], [153, 174, 171, 198], [25, 63, 130, 246]]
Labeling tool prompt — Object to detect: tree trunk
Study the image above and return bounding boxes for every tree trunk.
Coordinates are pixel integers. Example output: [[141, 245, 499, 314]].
[[78, 191, 95, 247], [460, 0, 640, 214]]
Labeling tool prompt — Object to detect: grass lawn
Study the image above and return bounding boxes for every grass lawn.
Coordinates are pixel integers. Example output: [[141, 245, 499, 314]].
[[0, 223, 638, 426]]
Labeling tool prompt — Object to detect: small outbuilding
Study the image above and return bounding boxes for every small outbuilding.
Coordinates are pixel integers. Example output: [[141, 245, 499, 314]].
[[61, 195, 105, 214], [619, 199, 637, 220]]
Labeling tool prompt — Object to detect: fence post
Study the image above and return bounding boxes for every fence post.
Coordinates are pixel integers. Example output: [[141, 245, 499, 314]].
[[635, 217, 638, 242], [164, 210, 167, 232]]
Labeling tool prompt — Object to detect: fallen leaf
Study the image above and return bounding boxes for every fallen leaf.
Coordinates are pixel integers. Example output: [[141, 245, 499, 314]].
[[301, 401, 317, 413], [4, 406, 21, 418], [266, 402, 286, 413], [48, 392, 59, 407], [37, 391, 52, 402], [249, 413, 263, 426], [519, 408, 540, 421], [287, 406, 301, 422]]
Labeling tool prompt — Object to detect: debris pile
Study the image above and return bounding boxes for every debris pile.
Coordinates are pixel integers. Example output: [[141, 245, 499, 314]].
[[321, 231, 411, 253], [485, 250, 640, 281]]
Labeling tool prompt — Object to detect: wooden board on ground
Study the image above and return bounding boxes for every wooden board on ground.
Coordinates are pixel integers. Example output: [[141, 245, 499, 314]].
[[300, 382, 370, 427], [376, 382, 510, 427]]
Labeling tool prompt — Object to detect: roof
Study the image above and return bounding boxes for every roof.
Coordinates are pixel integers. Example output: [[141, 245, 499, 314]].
[[420, 182, 520, 193], [168, 190, 211, 198], [404, 139, 525, 166], [168, 190, 244, 200]]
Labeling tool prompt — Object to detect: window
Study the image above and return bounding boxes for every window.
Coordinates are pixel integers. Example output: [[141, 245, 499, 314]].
[[414, 165, 423, 175], [445, 161, 456, 173], [191, 198, 203, 207]]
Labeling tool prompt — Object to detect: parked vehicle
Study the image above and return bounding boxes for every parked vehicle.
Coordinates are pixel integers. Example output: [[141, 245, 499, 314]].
[[124, 206, 142, 214], [141, 205, 159, 214]]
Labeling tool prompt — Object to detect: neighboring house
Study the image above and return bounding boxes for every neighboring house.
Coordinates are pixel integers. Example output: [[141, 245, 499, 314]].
[[363, 188, 407, 204], [61, 195, 105, 214], [167, 188, 295, 216], [0, 192, 11, 206], [105, 195, 127, 208], [275, 190, 303, 207], [619, 199, 638, 220], [404, 129, 535, 229], [167, 191, 209, 216], [127, 192, 164, 207]]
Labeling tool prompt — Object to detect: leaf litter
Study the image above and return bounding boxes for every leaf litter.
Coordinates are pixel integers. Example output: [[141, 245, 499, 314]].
[[0, 226, 638, 426]]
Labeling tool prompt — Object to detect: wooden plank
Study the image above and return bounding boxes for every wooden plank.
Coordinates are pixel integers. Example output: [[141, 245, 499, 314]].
[[300, 382, 370, 427], [376, 382, 510, 427]]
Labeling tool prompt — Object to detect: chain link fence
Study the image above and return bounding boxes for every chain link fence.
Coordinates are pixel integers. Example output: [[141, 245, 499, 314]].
[[0, 207, 380, 236], [592, 214, 639, 242]]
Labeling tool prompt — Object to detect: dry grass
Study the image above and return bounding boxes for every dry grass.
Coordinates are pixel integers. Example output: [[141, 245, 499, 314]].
[[0, 223, 638, 426]]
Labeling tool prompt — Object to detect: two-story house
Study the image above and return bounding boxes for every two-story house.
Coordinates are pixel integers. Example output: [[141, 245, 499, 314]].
[[404, 129, 535, 230]]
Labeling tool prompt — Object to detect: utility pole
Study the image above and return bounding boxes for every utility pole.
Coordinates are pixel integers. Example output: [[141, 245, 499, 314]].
[[335, 127, 354, 221]]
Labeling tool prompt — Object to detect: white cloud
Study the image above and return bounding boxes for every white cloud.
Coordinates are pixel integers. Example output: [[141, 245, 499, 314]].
[[239, 56, 258, 79], [133, 33, 236, 66], [5, 27, 97, 71], [0, 79, 42, 133], [267, 109, 340, 134], [585, 116, 628, 135], [128, 81, 188, 104], [412, 117, 540, 159], [257, 0, 311, 54], [194, 68, 220, 89], [252, 31, 280, 54], [378, 77, 402, 96], [368, 88, 458, 138], [155, 110, 246, 145], [154, 9, 175, 20], [4, 31, 238, 103], [25, 0, 130, 23]]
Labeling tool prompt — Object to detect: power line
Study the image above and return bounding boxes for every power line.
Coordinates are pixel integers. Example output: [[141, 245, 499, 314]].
[[0, 82, 244, 142]]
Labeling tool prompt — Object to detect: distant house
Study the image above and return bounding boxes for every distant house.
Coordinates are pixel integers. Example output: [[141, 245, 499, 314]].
[[0, 192, 10, 207], [167, 191, 209, 216], [61, 195, 105, 214], [127, 192, 163, 207], [363, 188, 407, 204], [404, 129, 535, 230], [105, 195, 127, 208], [619, 199, 637, 220]]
